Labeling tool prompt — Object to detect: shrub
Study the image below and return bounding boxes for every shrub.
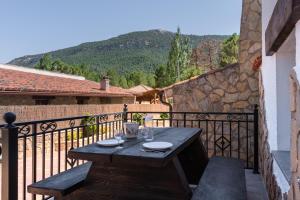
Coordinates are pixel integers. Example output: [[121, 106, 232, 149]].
[[160, 113, 169, 120], [132, 113, 145, 125], [80, 115, 97, 137]]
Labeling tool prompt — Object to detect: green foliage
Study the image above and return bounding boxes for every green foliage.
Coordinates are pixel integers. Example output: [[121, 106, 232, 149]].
[[37, 54, 52, 70], [180, 66, 204, 80], [132, 113, 144, 125], [166, 27, 192, 84], [146, 74, 156, 88], [67, 131, 83, 141], [80, 115, 97, 137], [160, 113, 169, 120], [220, 33, 239, 67], [25, 30, 232, 89], [155, 29, 202, 87], [119, 76, 128, 88], [154, 65, 169, 88], [10, 30, 228, 75], [36, 54, 99, 81], [107, 69, 120, 86]]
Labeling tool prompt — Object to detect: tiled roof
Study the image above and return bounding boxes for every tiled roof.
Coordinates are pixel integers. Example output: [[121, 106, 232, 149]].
[[129, 84, 154, 94], [0, 66, 133, 97]]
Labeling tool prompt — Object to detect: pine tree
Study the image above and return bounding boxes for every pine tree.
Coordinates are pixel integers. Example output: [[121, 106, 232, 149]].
[[219, 33, 239, 67], [166, 27, 192, 84]]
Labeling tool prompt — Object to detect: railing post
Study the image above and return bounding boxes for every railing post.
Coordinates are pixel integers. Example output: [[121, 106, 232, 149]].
[[169, 111, 173, 128], [183, 113, 187, 127], [253, 104, 259, 174], [1, 112, 18, 200], [123, 104, 128, 123], [96, 116, 100, 141]]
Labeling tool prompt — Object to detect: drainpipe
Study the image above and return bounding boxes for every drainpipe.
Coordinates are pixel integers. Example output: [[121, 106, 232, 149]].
[[158, 90, 173, 127]]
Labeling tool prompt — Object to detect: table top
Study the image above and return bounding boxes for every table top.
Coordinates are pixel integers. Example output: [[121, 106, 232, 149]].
[[68, 127, 202, 167]]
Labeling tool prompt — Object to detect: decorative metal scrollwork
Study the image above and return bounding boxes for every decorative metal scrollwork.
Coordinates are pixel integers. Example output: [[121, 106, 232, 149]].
[[215, 136, 231, 151], [40, 122, 57, 132], [114, 113, 122, 120], [69, 119, 76, 128], [99, 114, 108, 122], [18, 125, 31, 136], [227, 114, 247, 121], [67, 147, 77, 167], [86, 116, 96, 125], [196, 113, 210, 120], [67, 158, 77, 168]]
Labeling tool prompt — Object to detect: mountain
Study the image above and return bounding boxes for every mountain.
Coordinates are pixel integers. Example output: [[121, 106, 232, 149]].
[[8, 29, 229, 73]]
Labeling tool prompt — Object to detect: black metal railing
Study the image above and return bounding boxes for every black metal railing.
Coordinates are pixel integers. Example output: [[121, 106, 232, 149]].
[[0, 111, 125, 200], [127, 106, 258, 170], [0, 104, 259, 200]]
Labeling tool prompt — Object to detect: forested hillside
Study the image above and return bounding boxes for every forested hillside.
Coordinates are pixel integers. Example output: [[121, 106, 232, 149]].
[[8, 29, 228, 74], [8, 29, 238, 88]]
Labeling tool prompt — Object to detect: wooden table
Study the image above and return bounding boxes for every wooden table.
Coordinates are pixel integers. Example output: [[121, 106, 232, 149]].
[[67, 128, 208, 200]]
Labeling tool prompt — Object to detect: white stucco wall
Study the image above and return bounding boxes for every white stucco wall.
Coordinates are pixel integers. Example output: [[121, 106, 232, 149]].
[[262, 0, 278, 150], [276, 32, 295, 150], [295, 22, 300, 78], [262, 0, 294, 195]]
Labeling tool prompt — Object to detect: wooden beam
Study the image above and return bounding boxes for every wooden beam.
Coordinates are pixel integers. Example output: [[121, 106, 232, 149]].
[[265, 0, 300, 56]]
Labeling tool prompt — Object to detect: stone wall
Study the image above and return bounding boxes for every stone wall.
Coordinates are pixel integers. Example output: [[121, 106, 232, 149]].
[[164, 63, 258, 113], [240, 0, 284, 199], [164, 0, 261, 114], [289, 70, 300, 200], [161, 0, 262, 168]]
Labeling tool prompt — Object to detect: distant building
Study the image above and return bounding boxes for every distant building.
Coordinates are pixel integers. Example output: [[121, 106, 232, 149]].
[[129, 85, 159, 104], [0, 64, 134, 105]]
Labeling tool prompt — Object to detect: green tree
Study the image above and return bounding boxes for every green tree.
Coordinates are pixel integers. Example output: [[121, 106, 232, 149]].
[[119, 76, 128, 88], [155, 64, 169, 87], [166, 27, 192, 84], [107, 69, 120, 86], [145, 74, 155, 88], [35, 55, 99, 82], [127, 71, 148, 86], [180, 66, 204, 80], [219, 33, 239, 67], [36, 54, 52, 70]]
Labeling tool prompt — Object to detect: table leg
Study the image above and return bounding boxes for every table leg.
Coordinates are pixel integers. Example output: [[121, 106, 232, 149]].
[[178, 136, 209, 184]]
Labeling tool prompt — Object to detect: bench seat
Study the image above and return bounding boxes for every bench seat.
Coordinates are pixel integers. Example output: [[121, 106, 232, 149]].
[[28, 162, 92, 199], [192, 156, 246, 200]]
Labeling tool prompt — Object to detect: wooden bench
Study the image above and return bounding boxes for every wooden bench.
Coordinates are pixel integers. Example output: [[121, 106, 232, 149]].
[[28, 162, 92, 199], [191, 156, 247, 200]]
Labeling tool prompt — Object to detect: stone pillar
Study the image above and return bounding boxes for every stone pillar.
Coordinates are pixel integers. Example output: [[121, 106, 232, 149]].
[[239, 0, 261, 108]]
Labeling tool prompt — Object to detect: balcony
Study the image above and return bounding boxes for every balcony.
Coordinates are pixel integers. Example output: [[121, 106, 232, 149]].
[[0, 104, 268, 200]]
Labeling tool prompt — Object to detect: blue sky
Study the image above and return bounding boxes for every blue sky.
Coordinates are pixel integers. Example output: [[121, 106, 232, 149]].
[[0, 0, 242, 63]]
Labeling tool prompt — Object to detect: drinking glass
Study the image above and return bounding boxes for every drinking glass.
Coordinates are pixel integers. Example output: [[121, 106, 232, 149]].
[[114, 130, 124, 149], [142, 127, 154, 141]]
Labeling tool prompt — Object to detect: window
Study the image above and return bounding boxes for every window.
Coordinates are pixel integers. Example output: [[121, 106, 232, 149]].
[[35, 99, 49, 105], [77, 99, 85, 105], [101, 97, 112, 104], [33, 96, 54, 105], [76, 97, 89, 104]]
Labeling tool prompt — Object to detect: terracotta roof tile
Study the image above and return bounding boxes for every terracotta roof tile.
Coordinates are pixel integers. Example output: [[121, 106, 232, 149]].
[[0, 68, 133, 97]]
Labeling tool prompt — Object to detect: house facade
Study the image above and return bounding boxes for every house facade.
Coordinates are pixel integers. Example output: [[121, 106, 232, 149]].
[[0, 64, 135, 105], [261, 0, 300, 199]]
